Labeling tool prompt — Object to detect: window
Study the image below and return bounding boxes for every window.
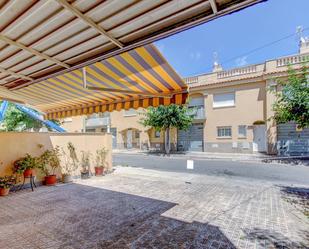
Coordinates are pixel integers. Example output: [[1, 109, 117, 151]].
[[124, 108, 137, 117], [217, 126, 232, 138], [63, 117, 72, 123], [155, 130, 160, 138], [238, 125, 247, 138], [213, 92, 235, 108], [188, 96, 204, 107]]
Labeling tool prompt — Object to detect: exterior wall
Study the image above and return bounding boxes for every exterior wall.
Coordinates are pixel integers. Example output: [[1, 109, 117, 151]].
[[265, 80, 278, 154], [202, 81, 266, 153], [60, 108, 178, 151], [0, 132, 112, 182], [62, 116, 84, 132], [148, 127, 177, 151]]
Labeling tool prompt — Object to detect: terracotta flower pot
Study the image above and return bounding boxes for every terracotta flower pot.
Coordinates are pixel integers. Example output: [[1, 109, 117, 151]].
[[94, 166, 104, 176], [45, 175, 57, 186], [23, 168, 34, 177], [0, 188, 10, 196]]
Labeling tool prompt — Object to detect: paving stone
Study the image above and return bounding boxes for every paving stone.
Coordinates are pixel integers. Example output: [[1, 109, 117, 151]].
[[0, 166, 308, 249]]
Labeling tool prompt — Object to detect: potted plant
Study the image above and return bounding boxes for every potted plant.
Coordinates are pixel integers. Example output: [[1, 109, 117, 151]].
[[60, 142, 79, 183], [13, 154, 36, 177], [253, 120, 265, 125], [80, 151, 91, 179], [94, 147, 108, 176], [0, 175, 16, 196], [37, 147, 60, 186]]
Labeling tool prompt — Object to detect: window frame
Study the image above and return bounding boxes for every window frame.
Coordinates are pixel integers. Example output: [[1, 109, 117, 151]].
[[217, 126, 232, 138], [213, 92, 235, 108]]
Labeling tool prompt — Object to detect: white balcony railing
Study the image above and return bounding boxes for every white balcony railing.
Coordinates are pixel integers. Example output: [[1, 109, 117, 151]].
[[184, 76, 198, 84], [217, 65, 257, 79], [86, 117, 110, 128], [276, 53, 309, 67], [187, 106, 206, 120]]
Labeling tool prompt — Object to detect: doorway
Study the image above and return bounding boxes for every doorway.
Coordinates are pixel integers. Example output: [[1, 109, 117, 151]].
[[253, 125, 266, 152], [127, 129, 133, 149]]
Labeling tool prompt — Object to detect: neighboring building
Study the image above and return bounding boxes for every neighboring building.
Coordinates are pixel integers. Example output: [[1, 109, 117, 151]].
[[61, 109, 178, 151], [62, 38, 309, 155]]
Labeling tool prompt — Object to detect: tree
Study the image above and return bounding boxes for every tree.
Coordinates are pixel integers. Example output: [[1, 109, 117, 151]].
[[140, 104, 194, 154], [0, 102, 60, 131], [271, 65, 309, 128]]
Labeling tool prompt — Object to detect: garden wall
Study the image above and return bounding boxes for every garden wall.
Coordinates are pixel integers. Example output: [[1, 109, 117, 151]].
[[0, 132, 112, 181]]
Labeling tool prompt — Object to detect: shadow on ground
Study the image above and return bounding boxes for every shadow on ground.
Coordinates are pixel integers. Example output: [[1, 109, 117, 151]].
[[1, 183, 236, 249], [244, 228, 309, 249], [280, 186, 309, 218]]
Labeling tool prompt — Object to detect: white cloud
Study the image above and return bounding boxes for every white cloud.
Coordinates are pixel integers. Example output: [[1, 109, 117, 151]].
[[235, 56, 248, 67], [189, 51, 202, 60]]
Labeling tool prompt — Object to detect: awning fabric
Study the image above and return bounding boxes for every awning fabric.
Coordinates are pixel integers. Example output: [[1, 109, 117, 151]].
[[0, 0, 263, 89], [7, 44, 187, 119]]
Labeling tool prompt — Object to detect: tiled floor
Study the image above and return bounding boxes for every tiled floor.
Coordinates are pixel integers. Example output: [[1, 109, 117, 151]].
[[0, 167, 308, 249]]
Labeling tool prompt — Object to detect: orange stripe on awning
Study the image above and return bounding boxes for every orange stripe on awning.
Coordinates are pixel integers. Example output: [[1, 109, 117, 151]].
[[45, 93, 188, 119]]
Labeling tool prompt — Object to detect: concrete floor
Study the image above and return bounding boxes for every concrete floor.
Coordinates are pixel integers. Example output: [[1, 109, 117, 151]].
[[0, 166, 308, 249]]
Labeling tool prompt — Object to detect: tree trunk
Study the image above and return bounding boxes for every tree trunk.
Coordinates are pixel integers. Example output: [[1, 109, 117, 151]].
[[165, 127, 171, 154]]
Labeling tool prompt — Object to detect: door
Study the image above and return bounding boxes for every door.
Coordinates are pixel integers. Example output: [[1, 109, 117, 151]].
[[253, 125, 266, 152], [110, 128, 117, 149], [127, 129, 133, 149], [178, 123, 203, 151]]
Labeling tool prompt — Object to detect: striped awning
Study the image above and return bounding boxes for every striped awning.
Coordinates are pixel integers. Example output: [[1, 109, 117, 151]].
[[5, 44, 187, 119]]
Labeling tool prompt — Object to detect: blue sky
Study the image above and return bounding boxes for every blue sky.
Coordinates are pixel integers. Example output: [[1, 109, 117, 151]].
[[155, 0, 309, 77]]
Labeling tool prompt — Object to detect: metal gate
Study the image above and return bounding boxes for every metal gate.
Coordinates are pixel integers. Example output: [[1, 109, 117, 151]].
[[177, 123, 203, 151], [277, 123, 309, 156]]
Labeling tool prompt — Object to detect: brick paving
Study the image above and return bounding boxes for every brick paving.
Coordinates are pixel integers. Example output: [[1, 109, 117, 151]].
[[0, 166, 308, 249]]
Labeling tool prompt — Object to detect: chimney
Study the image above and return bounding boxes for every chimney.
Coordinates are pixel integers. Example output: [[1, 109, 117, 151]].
[[299, 37, 309, 54], [212, 52, 223, 72], [296, 26, 309, 54]]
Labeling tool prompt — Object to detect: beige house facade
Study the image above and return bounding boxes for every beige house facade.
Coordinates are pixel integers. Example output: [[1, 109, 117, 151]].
[[62, 39, 309, 155]]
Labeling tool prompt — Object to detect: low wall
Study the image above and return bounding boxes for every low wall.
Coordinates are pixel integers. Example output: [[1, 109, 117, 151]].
[[204, 142, 254, 154], [0, 132, 112, 181]]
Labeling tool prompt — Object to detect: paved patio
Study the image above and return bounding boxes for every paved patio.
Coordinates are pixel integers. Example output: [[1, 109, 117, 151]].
[[1, 166, 308, 249]]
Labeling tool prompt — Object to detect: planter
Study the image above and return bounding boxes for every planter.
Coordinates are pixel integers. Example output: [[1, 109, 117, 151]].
[[80, 171, 90, 179], [23, 168, 34, 177], [62, 174, 73, 183], [94, 166, 104, 176], [0, 188, 10, 196], [45, 175, 57, 186]]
